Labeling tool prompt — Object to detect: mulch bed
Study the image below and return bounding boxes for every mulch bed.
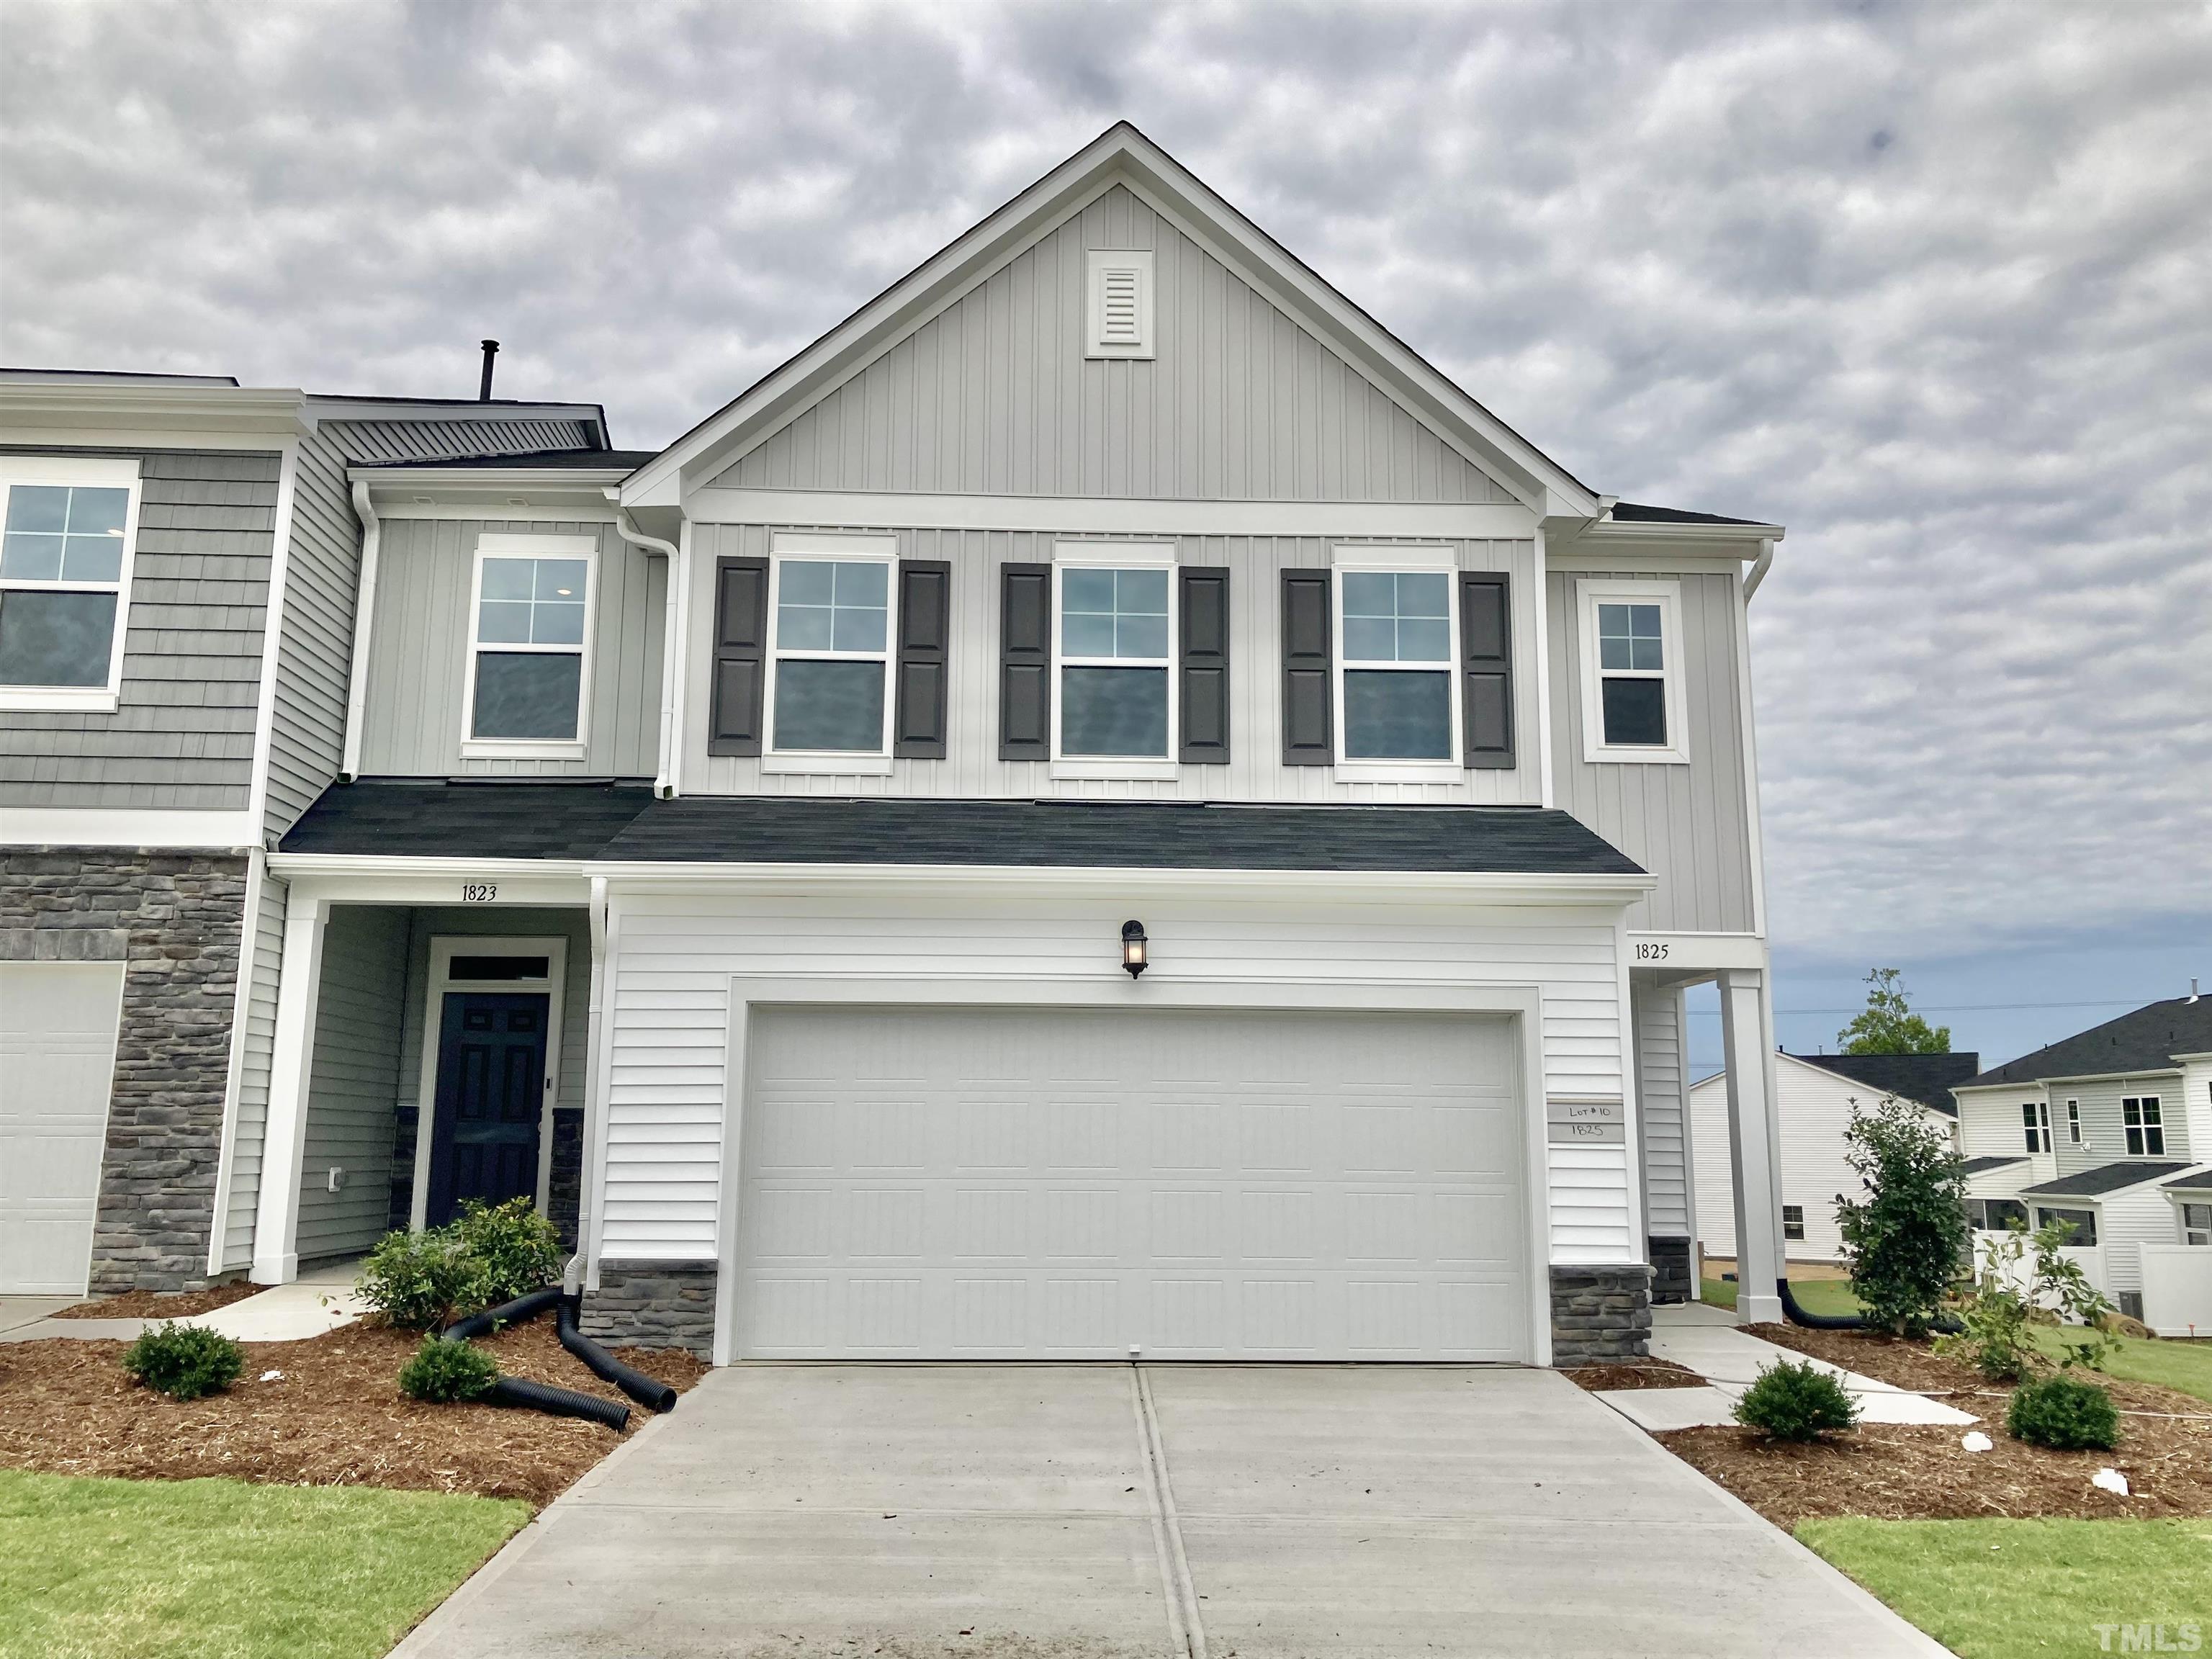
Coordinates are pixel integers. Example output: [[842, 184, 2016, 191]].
[[1650, 1324, 2212, 1528], [52, 1281, 266, 1320], [1561, 1357, 1705, 1392], [0, 1319, 706, 1506]]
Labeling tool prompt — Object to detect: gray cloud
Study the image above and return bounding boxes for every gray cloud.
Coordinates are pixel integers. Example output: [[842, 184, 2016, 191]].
[[4, 0, 2207, 961]]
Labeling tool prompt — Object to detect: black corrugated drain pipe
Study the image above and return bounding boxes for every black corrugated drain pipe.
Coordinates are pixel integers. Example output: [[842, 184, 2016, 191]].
[[1777, 1278, 1961, 1335], [438, 1286, 676, 1419]]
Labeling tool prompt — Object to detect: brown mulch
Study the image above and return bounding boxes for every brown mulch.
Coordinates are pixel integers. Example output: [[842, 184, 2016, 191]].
[[52, 1280, 266, 1320], [0, 1318, 707, 1506], [1648, 1324, 2212, 1529], [1561, 1357, 1705, 1392]]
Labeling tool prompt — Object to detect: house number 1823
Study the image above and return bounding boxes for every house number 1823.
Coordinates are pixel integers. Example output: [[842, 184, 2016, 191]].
[[461, 883, 498, 904], [1635, 941, 1669, 961]]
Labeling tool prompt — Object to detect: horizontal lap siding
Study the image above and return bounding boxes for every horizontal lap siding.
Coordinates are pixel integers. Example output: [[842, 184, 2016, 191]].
[[712, 186, 1516, 505], [219, 866, 287, 1269], [690, 523, 1539, 805], [599, 893, 1631, 1265], [335, 418, 595, 463], [359, 519, 662, 778], [296, 904, 408, 1261], [2052, 1075, 2192, 1174], [0, 447, 277, 811]]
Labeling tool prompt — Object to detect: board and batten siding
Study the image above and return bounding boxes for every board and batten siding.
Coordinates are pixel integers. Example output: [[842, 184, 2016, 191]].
[[596, 890, 1634, 1270], [1633, 981, 1692, 1238], [710, 185, 1516, 505], [1547, 568, 1755, 934], [295, 904, 409, 1262], [356, 519, 665, 778], [0, 446, 279, 811], [688, 523, 1539, 805], [217, 866, 287, 1270]]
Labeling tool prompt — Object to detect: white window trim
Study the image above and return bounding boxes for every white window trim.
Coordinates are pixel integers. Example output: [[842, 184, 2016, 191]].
[[0, 454, 143, 713], [2067, 1097, 2082, 1146], [2177, 1199, 2211, 1246], [2023, 1099, 2051, 1155], [762, 533, 896, 775], [2122, 1095, 2165, 1158], [1331, 543, 1462, 783], [460, 533, 598, 760], [1576, 577, 1690, 766], [1084, 250, 1156, 360], [409, 935, 567, 1233], [1051, 540, 1178, 781]]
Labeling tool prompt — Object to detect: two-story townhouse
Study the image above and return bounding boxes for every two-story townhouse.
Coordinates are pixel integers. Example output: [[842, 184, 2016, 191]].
[[0, 369, 617, 1295], [3, 126, 1802, 1370], [1950, 993, 2212, 1330]]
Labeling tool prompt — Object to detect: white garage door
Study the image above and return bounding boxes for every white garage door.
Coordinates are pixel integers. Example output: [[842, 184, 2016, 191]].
[[0, 963, 125, 1296], [734, 1005, 1529, 1361]]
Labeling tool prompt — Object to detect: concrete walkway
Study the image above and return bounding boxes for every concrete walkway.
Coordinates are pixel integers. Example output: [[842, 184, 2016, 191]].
[[395, 1363, 1946, 1659], [0, 1259, 367, 1345]]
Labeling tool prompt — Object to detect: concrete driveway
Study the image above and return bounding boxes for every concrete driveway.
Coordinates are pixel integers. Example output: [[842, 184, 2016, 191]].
[[397, 1364, 1943, 1659]]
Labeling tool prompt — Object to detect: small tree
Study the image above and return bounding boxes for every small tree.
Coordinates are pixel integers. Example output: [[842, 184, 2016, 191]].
[[1836, 967, 1951, 1055], [1939, 1218, 2119, 1380], [1834, 1094, 1968, 1336]]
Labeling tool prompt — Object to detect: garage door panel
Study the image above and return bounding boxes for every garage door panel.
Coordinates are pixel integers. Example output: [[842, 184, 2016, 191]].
[[0, 963, 124, 1296]]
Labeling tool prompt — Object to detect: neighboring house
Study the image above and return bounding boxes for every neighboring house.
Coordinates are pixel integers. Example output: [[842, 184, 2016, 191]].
[[1691, 1051, 1977, 1266], [1, 124, 1802, 1365], [1949, 994, 2212, 1331]]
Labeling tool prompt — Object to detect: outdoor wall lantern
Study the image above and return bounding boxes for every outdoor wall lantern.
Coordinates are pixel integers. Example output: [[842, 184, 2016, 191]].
[[1120, 920, 1148, 978]]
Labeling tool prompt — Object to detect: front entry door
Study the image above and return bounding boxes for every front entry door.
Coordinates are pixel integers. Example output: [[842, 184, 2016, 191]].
[[426, 992, 548, 1228]]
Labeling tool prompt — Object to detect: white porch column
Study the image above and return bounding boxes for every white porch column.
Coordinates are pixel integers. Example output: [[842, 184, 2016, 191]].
[[1719, 967, 1785, 1325], [249, 893, 328, 1285]]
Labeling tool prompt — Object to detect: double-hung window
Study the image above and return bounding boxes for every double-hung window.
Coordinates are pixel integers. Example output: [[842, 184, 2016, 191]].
[[2067, 1099, 2082, 1146], [1577, 579, 1689, 764], [2021, 1101, 2051, 1154], [0, 457, 141, 711], [1053, 543, 1173, 773], [465, 535, 595, 754], [2182, 1203, 2211, 1247], [2121, 1097, 2164, 1157], [768, 539, 893, 767], [1334, 547, 1458, 773], [1781, 1205, 1805, 1242]]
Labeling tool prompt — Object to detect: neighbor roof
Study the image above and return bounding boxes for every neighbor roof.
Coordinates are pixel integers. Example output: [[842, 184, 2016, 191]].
[[2019, 1161, 2196, 1200], [1959, 998, 2212, 1088], [1609, 502, 1767, 527], [279, 781, 1647, 878], [1959, 1155, 2028, 1177], [1791, 1051, 1982, 1115]]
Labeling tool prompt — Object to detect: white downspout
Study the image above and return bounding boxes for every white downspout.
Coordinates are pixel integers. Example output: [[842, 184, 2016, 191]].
[[613, 500, 682, 799], [1742, 536, 1776, 603], [573, 874, 611, 1295], [340, 481, 382, 781]]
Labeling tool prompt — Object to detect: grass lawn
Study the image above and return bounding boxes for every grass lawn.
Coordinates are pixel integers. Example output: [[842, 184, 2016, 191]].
[[2033, 1326, 2212, 1406], [1799, 1517, 2212, 1659], [1700, 1276, 1863, 1316], [0, 1467, 529, 1659]]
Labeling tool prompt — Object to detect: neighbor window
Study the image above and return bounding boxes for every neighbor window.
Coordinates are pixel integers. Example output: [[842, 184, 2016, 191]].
[[1336, 555, 1460, 770], [1577, 580, 1686, 763], [1968, 1197, 2028, 1231], [769, 552, 891, 755], [2182, 1203, 2211, 1247], [2022, 1101, 2051, 1154], [1055, 549, 1172, 763], [0, 458, 140, 711], [2067, 1099, 2082, 1146], [2035, 1207, 2097, 1248], [1781, 1205, 1805, 1242], [467, 537, 593, 749], [2121, 1097, 2164, 1157]]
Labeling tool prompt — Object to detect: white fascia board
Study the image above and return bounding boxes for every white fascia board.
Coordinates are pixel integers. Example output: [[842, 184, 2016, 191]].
[[1573, 518, 1786, 544], [353, 466, 638, 489], [1974, 1066, 2188, 1089], [689, 487, 1535, 540], [1, 808, 260, 848], [0, 384, 307, 439]]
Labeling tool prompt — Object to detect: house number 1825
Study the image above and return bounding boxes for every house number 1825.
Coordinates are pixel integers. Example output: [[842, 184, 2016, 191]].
[[1635, 941, 1669, 961], [461, 883, 498, 904]]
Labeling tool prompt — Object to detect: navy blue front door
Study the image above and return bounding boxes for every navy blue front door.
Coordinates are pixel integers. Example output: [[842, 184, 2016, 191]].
[[426, 992, 547, 1227]]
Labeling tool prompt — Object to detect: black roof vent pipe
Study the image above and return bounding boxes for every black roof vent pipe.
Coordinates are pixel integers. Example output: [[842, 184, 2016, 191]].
[[478, 338, 499, 400]]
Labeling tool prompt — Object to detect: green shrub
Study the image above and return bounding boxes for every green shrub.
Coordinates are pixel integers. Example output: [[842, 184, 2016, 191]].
[[121, 1321, 245, 1401], [398, 1336, 500, 1404], [1939, 1219, 2119, 1381], [355, 1226, 488, 1331], [453, 1198, 562, 1305], [1732, 1358, 1860, 1442], [1834, 1094, 1969, 1337], [2007, 1375, 2119, 1451]]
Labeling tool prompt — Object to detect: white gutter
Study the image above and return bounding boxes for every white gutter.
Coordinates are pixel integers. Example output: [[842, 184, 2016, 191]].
[[339, 480, 382, 781], [612, 499, 683, 798], [1743, 536, 1776, 603]]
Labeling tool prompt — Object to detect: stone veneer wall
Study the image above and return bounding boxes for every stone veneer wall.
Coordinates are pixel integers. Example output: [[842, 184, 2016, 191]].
[[580, 1261, 717, 1359], [1647, 1237, 1694, 1305], [1, 848, 248, 1292], [386, 1105, 580, 1249], [1549, 1264, 1653, 1364]]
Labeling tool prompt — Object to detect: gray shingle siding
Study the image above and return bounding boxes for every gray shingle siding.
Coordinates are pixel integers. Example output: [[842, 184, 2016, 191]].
[[0, 446, 279, 811]]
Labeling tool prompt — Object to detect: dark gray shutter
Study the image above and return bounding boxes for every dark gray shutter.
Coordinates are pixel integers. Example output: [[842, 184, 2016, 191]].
[[998, 562, 1051, 760], [1459, 570, 1514, 769], [1280, 569, 1332, 765], [707, 557, 768, 756], [1178, 565, 1231, 763], [893, 559, 952, 759]]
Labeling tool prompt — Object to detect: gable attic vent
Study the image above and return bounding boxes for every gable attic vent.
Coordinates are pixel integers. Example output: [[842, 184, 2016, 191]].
[[1087, 250, 1156, 360]]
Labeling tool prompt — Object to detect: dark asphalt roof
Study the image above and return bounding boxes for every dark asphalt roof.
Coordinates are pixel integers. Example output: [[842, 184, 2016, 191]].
[[1961, 998, 2212, 1087], [2165, 1171, 2212, 1192], [1609, 502, 1768, 526], [1959, 1156, 2028, 1177], [279, 781, 1646, 876], [2020, 1161, 2195, 1200], [354, 448, 658, 472], [1791, 1051, 1982, 1116]]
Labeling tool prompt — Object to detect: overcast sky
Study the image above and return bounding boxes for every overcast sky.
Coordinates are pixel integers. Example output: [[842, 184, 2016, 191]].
[[4, 0, 2206, 1063]]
